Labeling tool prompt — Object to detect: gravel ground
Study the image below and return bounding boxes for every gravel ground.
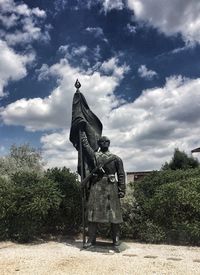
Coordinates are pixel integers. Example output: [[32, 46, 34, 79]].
[[0, 239, 200, 275]]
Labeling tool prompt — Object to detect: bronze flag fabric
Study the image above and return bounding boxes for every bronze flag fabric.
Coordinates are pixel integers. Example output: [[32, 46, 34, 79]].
[[69, 91, 103, 174]]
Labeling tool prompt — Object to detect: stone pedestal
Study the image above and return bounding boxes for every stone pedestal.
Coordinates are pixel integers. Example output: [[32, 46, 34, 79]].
[[82, 241, 129, 253]]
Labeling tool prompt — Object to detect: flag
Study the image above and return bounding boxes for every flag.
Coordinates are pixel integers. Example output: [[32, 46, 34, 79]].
[[69, 90, 103, 174]]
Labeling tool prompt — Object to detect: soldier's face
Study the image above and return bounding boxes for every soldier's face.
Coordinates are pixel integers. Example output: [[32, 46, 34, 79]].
[[99, 139, 110, 151]]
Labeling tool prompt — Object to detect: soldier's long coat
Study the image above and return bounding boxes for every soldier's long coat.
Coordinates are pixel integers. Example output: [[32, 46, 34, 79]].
[[87, 151, 126, 224]]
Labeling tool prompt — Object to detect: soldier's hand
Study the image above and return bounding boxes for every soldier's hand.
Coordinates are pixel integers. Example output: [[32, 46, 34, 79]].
[[94, 167, 105, 177], [80, 130, 87, 141], [91, 173, 99, 183], [118, 191, 125, 198]]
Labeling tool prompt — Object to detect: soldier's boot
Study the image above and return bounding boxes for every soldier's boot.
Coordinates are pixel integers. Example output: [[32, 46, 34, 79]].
[[111, 223, 120, 246], [83, 222, 97, 249]]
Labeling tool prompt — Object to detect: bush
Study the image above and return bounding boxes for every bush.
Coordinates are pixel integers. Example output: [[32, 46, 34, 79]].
[[0, 176, 16, 240], [2, 143, 199, 246], [121, 182, 139, 238], [0, 172, 62, 242], [45, 167, 82, 233], [162, 148, 199, 170], [0, 166, 82, 242], [131, 168, 200, 245], [0, 144, 44, 177]]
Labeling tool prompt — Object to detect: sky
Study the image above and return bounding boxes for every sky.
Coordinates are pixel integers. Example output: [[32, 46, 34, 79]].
[[1, 0, 200, 172]]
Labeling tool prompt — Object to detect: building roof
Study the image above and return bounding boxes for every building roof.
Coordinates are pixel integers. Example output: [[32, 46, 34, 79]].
[[191, 147, 200, 153], [127, 171, 153, 175]]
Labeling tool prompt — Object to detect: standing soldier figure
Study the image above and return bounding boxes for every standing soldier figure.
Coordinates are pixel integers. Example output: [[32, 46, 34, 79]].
[[81, 134, 126, 248]]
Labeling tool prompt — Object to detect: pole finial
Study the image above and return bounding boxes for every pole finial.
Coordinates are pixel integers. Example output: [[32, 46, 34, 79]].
[[75, 79, 81, 92]]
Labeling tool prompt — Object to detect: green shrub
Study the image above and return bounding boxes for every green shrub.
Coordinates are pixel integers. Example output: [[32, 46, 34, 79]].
[[162, 148, 199, 170], [139, 221, 166, 243], [0, 172, 62, 242], [0, 144, 44, 177], [45, 167, 82, 233], [0, 176, 16, 240], [2, 145, 200, 246], [132, 168, 200, 245], [0, 167, 82, 242], [121, 182, 139, 238]]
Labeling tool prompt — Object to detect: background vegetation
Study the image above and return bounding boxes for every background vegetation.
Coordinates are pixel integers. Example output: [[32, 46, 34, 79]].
[[0, 145, 200, 245], [0, 144, 81, 242], [121, 148, 200, 245]]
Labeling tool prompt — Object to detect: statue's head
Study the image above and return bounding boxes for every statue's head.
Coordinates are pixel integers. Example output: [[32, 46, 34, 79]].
[[98, 136, 110, 152]]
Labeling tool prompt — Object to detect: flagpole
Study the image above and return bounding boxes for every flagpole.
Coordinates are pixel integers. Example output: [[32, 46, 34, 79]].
[[75, 79, 86, 245], [79, 129, 86, 245]]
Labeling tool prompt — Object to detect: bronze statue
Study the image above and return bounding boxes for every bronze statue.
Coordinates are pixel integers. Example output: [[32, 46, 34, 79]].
[[81, 134, 126, 248], [70, 80, 125, 248]]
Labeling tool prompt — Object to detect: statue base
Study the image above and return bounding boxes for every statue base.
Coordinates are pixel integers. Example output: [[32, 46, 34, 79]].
[[82, 240, 129, 253]]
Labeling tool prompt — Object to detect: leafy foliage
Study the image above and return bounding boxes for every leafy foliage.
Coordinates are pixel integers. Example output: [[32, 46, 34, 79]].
[[121, 182, 139, 238], [45, 167, 82, 233], [1, 144, 200, 245], [0, 144, 44, 177], [0, 172, 62, 242], [0, 145, 82, 242], [127, 168, 200, 244], [162, 148, 199, 170], [0, 176, 16, 240]]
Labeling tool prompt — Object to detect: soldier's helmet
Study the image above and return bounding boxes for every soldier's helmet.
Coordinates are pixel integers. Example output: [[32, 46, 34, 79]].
[[98, 136, 110, 146]]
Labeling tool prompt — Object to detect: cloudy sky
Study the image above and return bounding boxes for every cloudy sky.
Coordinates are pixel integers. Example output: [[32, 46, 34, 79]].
[[1, 0, 200, 172]]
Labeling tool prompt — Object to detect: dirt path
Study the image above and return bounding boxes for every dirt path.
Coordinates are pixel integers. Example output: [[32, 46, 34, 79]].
[[0, 239, 200, 275]]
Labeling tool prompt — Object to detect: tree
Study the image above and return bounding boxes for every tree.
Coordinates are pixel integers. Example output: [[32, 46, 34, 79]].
[[131, 168, 200, 245], [161, 148, 199, 170], [45, 167, 82, 232], [0, 171, 62, 241], [0, 144, 44, 177]]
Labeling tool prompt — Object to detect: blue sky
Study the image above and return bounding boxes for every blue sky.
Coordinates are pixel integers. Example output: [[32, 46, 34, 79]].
[[1, 0, 200, 172]]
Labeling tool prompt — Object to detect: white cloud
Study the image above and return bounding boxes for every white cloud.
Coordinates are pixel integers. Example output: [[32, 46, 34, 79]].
[[126, 23, 137, 34], [1, 57, 128, 131], [0, 0, 46, 19], [72, 46, 87, 56], [1, 0, 200, 173], [2, 53, 200, 172], [86, 27, 103, 37], [0, 56, 130, 169], [127, 0, 200, 45], [104, 75, 200, 171], [40, 71, 200, 171], [40, 74, 200, 172], [57, 45, 94, 69], [0, 0, 49, 96], [0, 40, 35, 97], [101, 0, 124, 13], [54, 0, 68, 13], [101, 57, 130, 79], [138, 65, 157, 80], [86, 27, 108, 43], [74, 0, 124, 13], [0, 13, 19, 28], [41, 130, 78, 169], [93, 45, 101, 60], [36, 64, 50, 81], [58, 45, 69, 54], [58, 45, 88, 57], [31, 7, 46, 18], [0, 0, 48, 46]]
